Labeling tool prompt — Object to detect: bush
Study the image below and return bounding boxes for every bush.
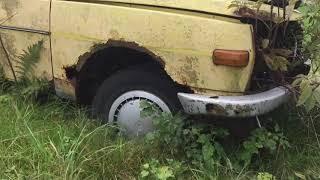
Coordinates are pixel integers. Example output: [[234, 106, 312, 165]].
[[293, 2, 320, 111]]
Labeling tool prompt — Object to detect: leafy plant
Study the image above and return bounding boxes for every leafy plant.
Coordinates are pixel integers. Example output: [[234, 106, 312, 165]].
[[300, 1, 320, 68], [238, 125, 290, 166], [140, 159, 186, 180], [140, 100, 294, 178], [293, 74, 320, 111], [229, 0, 300, 80], [141, 100, 231, 176], [292, 2, 320, 111], [182, 125, 230, 176], [1, 40, 51, 100], [229, 1, 319, 111], [140, 100, 186, 155], [15, 40, 44, 81], [257, 172, 276, 180]]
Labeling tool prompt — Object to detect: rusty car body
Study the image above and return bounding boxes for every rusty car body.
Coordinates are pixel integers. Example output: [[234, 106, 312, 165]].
[[0, 0, 301, 134]]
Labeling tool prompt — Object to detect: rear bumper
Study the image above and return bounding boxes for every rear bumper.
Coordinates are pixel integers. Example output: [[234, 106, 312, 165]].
[[178, 86, 291, 118]]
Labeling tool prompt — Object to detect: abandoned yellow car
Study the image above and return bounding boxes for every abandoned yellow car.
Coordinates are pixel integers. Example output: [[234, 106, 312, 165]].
[[0, 0, 303, 135]]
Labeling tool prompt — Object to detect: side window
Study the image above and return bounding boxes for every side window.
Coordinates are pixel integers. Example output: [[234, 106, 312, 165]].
[[0, 0, 52, 80]]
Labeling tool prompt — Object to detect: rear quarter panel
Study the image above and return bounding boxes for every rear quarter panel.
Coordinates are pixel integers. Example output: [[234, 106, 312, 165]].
[[51, 0, 255, 98]]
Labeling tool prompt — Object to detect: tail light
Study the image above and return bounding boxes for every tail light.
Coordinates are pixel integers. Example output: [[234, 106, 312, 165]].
[[213, 49, 249, 67]]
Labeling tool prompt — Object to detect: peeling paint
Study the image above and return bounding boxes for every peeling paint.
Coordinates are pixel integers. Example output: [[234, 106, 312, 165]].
[[232, 104, 254, 115], [206, 103, 227, 115], [205, 103, 255, 116], [177, 56, 200, 86], [179, 87, 290, 117]]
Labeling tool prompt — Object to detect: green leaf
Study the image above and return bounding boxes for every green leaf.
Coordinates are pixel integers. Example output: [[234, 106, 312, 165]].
[[305, 94, 316, 112], [264, 53, 289, 72], [143, 163, 150, 169], [15, 40, 44, 80], [313, 89, 320, 104], [202, 143, 214, 161], [297, 84, 313, 106], [156, 166, 174, 180], [292, 75, 305, 87], [0, 95, 11, 103], [294, 172, 306, 180], [140, 170, 150, 178]]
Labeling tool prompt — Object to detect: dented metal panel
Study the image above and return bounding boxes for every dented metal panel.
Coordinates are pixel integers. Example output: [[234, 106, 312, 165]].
[[51, 0, 255, 98], [178, 86, 291, 117]]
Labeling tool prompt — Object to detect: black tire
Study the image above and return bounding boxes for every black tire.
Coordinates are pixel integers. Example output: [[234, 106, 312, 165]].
[[92, 64, 181, 127]]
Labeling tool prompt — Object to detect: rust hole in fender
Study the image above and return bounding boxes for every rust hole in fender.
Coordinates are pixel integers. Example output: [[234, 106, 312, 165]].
[[63, 65, 77, 87], [64, 39, 176, 105]]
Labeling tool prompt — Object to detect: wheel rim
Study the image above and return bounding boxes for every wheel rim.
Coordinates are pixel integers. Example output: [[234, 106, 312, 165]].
[[108, 90, 171, 136]]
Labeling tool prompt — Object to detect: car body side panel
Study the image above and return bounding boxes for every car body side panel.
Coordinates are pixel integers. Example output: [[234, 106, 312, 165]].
[[72, 0, 302, 21], [0, 0, 50, 31], [51, 1, 255, 99], [0, 0, 52, 80]]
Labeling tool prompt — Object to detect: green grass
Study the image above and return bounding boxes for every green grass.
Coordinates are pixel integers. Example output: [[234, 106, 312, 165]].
[[0, 93, 151, 179], [253, 107, 320, 179], [0, 88, 319, 179]]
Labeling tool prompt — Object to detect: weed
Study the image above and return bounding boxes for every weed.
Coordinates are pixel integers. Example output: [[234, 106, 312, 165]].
[[140, 101, 294, 179], [140, 159, 186, 180], [238, 126, 290, 167]]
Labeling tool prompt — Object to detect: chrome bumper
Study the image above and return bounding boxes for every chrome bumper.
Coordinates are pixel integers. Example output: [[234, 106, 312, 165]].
[[178, 87, 291, 118]]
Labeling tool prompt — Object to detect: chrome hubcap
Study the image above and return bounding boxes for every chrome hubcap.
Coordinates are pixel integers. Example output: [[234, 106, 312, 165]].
[[108, 91, 171, 136]]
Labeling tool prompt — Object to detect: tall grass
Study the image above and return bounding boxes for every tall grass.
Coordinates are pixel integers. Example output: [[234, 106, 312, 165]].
[[0, 89, 319, 179], [0, 68, 319, 179], [0, 93, 153, 179]]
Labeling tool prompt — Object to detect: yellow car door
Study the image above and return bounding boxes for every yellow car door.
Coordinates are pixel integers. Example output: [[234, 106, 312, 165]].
[[0, 0, 52, 81]]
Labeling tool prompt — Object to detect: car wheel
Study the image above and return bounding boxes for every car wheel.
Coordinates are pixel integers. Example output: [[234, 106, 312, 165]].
[[92, 65, 180, 136]]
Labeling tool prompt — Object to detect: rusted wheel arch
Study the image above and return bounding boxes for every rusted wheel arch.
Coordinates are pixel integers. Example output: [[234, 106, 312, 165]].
[[74, 40, 175, 105]]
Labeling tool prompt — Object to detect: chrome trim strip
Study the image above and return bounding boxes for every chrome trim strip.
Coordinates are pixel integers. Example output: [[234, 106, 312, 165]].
[[0, 25, 50, 35]]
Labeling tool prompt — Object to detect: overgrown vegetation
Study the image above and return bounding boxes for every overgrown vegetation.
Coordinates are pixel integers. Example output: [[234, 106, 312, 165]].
[[230, 0, 320, 111], [1, 40, 50, 100], [230, 0, 303, 75], [0, 82, 319, 179], [293, 1, 320, 111]]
